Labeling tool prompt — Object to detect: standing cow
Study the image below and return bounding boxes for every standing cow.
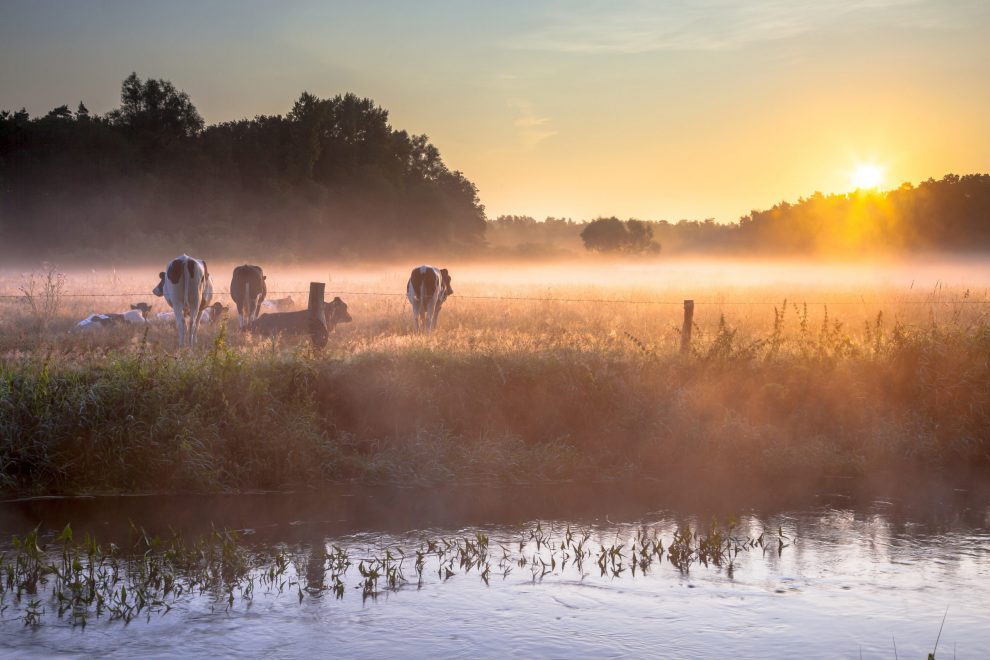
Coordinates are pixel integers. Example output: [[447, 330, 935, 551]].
[[152, 254, 214, 346], [406, 265, 453, 333], [230, 264, 267, 329]]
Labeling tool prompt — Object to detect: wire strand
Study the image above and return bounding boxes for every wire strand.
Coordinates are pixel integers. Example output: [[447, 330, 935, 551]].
[[0, 290, 986, 305]]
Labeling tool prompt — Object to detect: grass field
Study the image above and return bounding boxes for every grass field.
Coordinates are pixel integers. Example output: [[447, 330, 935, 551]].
[[0, 259, 988, 494]]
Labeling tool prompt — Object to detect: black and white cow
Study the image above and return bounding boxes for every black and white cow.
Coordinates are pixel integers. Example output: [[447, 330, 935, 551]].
[[152, 254, 214, 346], [230, 265, 267, 329], [77, 301, 154, 329], [76, 310, 147, 329], [249, 297, 352, 337], [406, 265, 452, 333]]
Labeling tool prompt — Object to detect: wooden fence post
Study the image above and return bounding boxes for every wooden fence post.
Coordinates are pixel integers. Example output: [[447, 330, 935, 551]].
[[308, 282, 328, 348], [680, 299, 694, 354]]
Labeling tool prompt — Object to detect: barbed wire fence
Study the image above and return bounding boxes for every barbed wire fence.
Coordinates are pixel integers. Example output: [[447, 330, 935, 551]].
[[0, 290, 987, 305], [1, 283, 986, 352]]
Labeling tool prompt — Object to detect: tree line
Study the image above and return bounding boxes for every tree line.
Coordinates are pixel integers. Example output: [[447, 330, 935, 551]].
[[489, 174, 990, 257], [2, 74, 987, 262], [0, 74, 486, 262]]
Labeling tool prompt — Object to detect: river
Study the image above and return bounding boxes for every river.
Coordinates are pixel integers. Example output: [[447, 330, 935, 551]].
[[0, 481, 987, 658]]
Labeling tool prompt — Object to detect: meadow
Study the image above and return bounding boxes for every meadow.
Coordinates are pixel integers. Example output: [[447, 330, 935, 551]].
[[0, 258, 987, 495]]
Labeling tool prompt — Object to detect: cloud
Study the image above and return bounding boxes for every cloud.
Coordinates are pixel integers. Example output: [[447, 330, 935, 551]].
[[510, 100, 557, 149], [505, 0, 939, 54]]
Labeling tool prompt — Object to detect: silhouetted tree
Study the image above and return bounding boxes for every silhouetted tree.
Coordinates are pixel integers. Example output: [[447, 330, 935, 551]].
[[496, 174, 990, 258], [625, 219, 661, 254], [0, 74, 487, 261], [108, 72, 204, 140], [2, 74, 988, 262], [581, 217, 661, 254]]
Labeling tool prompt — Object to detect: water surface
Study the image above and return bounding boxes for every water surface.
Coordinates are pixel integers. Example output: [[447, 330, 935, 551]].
[[0, 482, 987, 658]]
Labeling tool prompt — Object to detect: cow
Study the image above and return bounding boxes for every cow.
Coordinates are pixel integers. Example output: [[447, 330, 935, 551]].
[[152, 254, 213, 346], [200, 302, 229, 325], [230, 265, 267, 329], [261, 296, 294, 312], [130, 302, 154, 319], [406, 265, 453, 333], [77, 309, 147, 329], [249, 297, 352, 337]]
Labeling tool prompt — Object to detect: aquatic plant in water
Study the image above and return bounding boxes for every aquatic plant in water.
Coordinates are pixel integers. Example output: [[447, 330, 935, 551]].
[[0, 520, 789, 627]]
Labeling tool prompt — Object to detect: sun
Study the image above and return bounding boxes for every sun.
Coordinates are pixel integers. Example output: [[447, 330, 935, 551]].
[[850, 163, 885, 190]]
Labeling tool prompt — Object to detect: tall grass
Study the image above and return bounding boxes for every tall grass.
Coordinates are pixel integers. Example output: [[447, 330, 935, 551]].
[[15, 263, 66, 331], [2, 262, 988, 493], [0, 287, 987, 493]]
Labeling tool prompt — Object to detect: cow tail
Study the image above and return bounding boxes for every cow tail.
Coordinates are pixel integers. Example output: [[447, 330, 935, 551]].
[[244, 279, 251, 324], [420, 279, 426, 319], [183, 260, 191, 319]]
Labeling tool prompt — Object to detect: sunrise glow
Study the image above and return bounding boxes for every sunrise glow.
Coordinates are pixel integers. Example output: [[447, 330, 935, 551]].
[[850, 164, 885, 191]]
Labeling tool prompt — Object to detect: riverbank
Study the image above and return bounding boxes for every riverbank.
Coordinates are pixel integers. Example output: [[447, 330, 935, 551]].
[[1, 314, 987, 495]]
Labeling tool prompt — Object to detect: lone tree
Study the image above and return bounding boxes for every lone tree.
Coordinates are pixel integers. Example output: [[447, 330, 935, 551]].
[[107, 72, 204, 145], [580, 217, 661, 254]]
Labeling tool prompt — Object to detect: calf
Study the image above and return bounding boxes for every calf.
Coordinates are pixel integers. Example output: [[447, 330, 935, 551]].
[[230, 265, 267, 329], [406, 265, 453, 333], [130, 302, 154, 318], [200, 302, 229, 325], [249, 297, 352, 337], [152, 254, 213, 346], [77, 309, 147, 329]]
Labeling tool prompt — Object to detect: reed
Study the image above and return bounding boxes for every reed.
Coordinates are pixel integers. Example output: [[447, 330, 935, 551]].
[[0, 520, 790, 627]]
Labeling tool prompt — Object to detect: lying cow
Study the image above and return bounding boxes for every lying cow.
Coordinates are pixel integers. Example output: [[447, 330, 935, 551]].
[[231, 264, 267, 329], [200, 302, 229, 325], [406, 265, 453, 333], [77, 309, 147, 329], [130, 302, 154, 318], [152, 254, 214, 346], [261, 296, 294, 312], [249, 297, 352, 337]]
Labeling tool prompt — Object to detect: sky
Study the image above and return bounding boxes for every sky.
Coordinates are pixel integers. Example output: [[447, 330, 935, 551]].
[[1, 0, 988, 222]]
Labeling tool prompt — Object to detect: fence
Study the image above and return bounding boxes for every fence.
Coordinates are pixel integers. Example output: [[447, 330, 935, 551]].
[[2, 290, 987, 305], [2, 281, 986, 348]]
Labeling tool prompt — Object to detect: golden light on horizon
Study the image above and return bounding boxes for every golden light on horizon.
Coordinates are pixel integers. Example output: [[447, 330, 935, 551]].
[[850, 163, 885, 190]]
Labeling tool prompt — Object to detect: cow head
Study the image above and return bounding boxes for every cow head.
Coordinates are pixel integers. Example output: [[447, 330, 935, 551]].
[[153, 272, 166, 297], [130, 302, 153, 318], [326, 297, 352, 327], [440, 268, 453, 300], [204, 302, 229, 324]]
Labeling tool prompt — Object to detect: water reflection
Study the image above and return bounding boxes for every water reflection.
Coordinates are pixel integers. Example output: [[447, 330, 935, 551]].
[[0, 481, 987, 658]]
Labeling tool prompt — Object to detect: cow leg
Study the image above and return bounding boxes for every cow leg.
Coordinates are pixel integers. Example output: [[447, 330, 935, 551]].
[[409, 300, 421, 333], [250, 294, 262, 324], [426, 294, 439, 334], [236, 301, 246, 329], [189, 306, 202, 346], [407, 282, 420, 333], [173, 307, 186, 346]]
